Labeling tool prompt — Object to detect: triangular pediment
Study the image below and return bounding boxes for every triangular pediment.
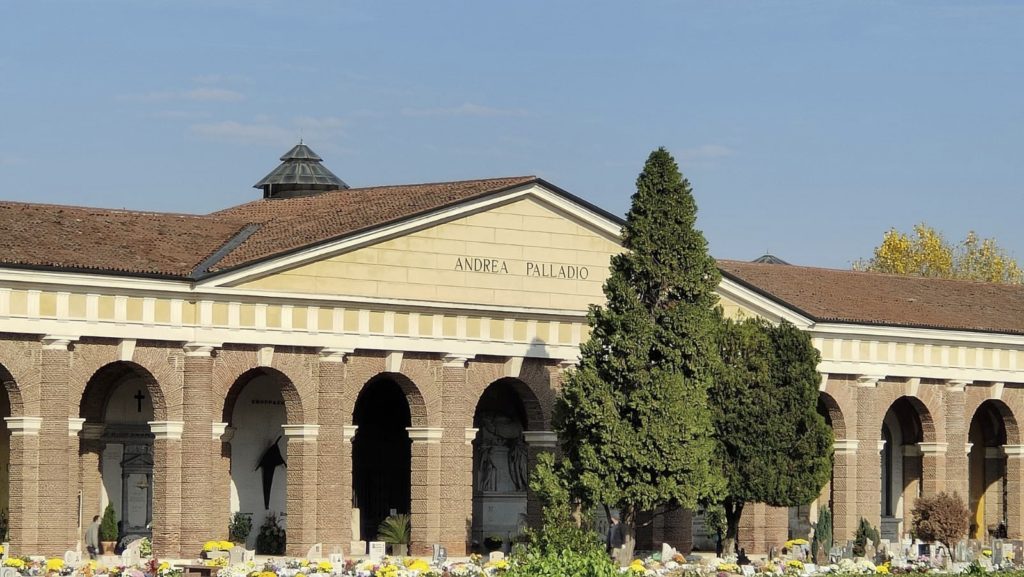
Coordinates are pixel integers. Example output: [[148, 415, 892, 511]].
[[215, 185, 623, 312]]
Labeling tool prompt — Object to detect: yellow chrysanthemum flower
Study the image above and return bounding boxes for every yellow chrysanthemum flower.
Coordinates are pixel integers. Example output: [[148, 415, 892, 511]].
[[45, 558, 65, 572], [316, 561, 332, 573]]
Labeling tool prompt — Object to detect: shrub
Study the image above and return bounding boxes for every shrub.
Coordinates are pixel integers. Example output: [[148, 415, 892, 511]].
[[912, 492, 970, 559], [376, 514, 410, 545], [228, 512, 252, 545], [255, 512, 286, 555], [100, 503, 118, 541], [812, 505, 832, 563], [852, 517, 879, 558], [506, 546, 618, 577]]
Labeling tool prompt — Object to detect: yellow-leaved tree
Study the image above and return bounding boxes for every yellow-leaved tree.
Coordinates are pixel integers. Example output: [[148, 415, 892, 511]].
[[854, 223, 1024, 284]]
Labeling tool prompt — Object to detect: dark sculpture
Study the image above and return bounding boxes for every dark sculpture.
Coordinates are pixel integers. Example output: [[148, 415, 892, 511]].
[[255, 436, 287, 509]]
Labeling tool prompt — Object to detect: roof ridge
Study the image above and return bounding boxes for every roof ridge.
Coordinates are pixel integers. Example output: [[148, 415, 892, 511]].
[[718, 259, 1024, 290]]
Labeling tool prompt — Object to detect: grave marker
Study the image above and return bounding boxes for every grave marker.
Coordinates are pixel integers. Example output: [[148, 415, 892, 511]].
[[368, 541, 386, 561]]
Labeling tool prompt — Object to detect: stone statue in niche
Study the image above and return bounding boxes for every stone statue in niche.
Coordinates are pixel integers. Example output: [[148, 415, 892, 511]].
[[476, 411, 527, 493]]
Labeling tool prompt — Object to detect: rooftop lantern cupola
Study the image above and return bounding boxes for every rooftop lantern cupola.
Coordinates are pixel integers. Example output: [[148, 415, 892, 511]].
[[253, 141, 349, 199]]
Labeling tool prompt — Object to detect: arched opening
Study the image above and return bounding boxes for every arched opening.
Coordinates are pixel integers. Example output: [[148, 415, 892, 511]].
[[880, 396, 928, 541], [224, 368, 291, 551], [352, 375, 412, 543], [789, 393, 842, 539], [969, 400, 1011, 540], [80, 362, 160, 546], [471, 379, 531, 550], [0, 365, 12, 542]]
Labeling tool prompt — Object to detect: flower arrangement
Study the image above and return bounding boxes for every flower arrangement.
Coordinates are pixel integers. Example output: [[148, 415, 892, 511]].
[[45, 559, 65, 573], [717, 562, 741, 574], [785, 559, 804, 575], [785, 539, 809, 548], [202, 540, 234, 552]]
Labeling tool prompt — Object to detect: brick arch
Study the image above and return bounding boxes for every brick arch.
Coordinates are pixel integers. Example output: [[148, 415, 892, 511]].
[[0, 337, 43, 416], [352, 372, 429, 427], [341, 352, 441, 428], [70, 340, 182, 421], [969, 398, 1019, 446], [881, 395, 937, 445], [471, 377, 545, 432], [78, 361, 167, 423], [212, 346, 318, 425], [818, 391, 848, 440], [873, 382, 944, 444], [222, 367, 305, 425]]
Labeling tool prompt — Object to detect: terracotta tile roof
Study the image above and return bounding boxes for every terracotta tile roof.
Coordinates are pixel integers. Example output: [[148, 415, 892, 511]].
[[0, 176, 537, 278], [0, 201, 246, 277], [718, 260, 1024, 335], [207, 176, 536, 272]]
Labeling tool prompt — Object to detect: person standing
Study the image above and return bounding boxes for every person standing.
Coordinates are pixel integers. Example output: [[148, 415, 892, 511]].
[[85, 515, 101, 559], [606, 515, 624, 556]]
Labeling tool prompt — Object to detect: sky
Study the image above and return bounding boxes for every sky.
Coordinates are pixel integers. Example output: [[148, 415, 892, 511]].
[[1, 1, 1022, 269]]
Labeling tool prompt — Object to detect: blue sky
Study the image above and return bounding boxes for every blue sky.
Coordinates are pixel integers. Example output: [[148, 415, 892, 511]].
[[2, 1, 1022, 269]]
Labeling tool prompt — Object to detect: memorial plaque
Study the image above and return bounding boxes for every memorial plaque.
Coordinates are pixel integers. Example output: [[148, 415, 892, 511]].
[[488, 551, 505, 563], [1012, 540, 1024, 567], [431, 544, 447, 566], [741, 566, 756, 576], [368, 541, 386, 561]]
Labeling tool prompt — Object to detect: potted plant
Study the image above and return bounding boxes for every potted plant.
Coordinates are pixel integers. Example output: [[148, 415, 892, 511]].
[[228, 512, 253, 547], [99, 503, 118, 554], [255, 512, 286, 555], [377, 514, 410, 557]]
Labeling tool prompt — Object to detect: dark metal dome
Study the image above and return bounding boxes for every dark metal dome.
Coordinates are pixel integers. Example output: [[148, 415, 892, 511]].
[[253, 142, 349, 199]]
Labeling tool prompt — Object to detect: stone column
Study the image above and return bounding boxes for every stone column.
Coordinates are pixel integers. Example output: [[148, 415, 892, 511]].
[[855, 376, 883, 532], [68, 417, 86, 544], [283, 424, 320, 557], [317, 348, 350, 553], [4, 416, 41, 555], [832, 439, 859, 543], [1003, 445, 1024, 538], [407, 427, 443, 556], [919, 442, 948, 496], [944, 380, 969, 499], [180, 344, 215, 557], [439, 355, 470, 555], [39, 337, 73, 555], [80, 423, 105, 533], [150, 420, 184, 558], [462, 428, 479, 554], [211, 423, 233, 541], [342, 425, 358, 551], [523, 431, 558, 530]]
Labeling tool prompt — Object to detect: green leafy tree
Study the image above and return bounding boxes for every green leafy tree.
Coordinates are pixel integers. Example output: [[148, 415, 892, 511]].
[[854, 223, 1023, 284], [553, 147, 724, 563], [710, 317, 833, 555]]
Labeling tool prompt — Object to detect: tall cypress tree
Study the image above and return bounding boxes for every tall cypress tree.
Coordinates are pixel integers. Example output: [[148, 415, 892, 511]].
[[554, 147, 724, 563], [711, 317, 833, 555]]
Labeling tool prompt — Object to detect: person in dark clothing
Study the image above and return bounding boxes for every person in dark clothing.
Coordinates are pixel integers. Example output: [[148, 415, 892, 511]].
[[606, 516, 625, 554]]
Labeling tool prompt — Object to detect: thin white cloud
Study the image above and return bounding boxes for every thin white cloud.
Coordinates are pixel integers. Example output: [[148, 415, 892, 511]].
[[189, 116, 347, 146], [190, 121, 294, 145], [400, 102, 527, 118], [678, 144, 735, 162], [191, 73, 250, 85], [118, 88, 245, 103]]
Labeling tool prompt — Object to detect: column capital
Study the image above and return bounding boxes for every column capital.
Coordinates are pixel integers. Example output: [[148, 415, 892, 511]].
[[1001, 444, 1024, 457], [183, 342, 218, 357], [558, 359, 579, 372], [464, 427, 479, 445], [833, 438, 859, 454], [4, 416, 42, 436], [442, 354, 469, 368], [523, 430, 558, 448], [68, 417, 86, 436], [282, 424, 320, 440], [917, 441, 948, 454], [148, 420, 184, 440], [856, 374, 885, 388], [318, 347, 354, 363], [965, 442, 974, 455], [212, 422, 234, 441], [406, 426, 444, 444], [947, 379, 971, 392], [343, 425, 358, 442], [41, 335, 77, 350]]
